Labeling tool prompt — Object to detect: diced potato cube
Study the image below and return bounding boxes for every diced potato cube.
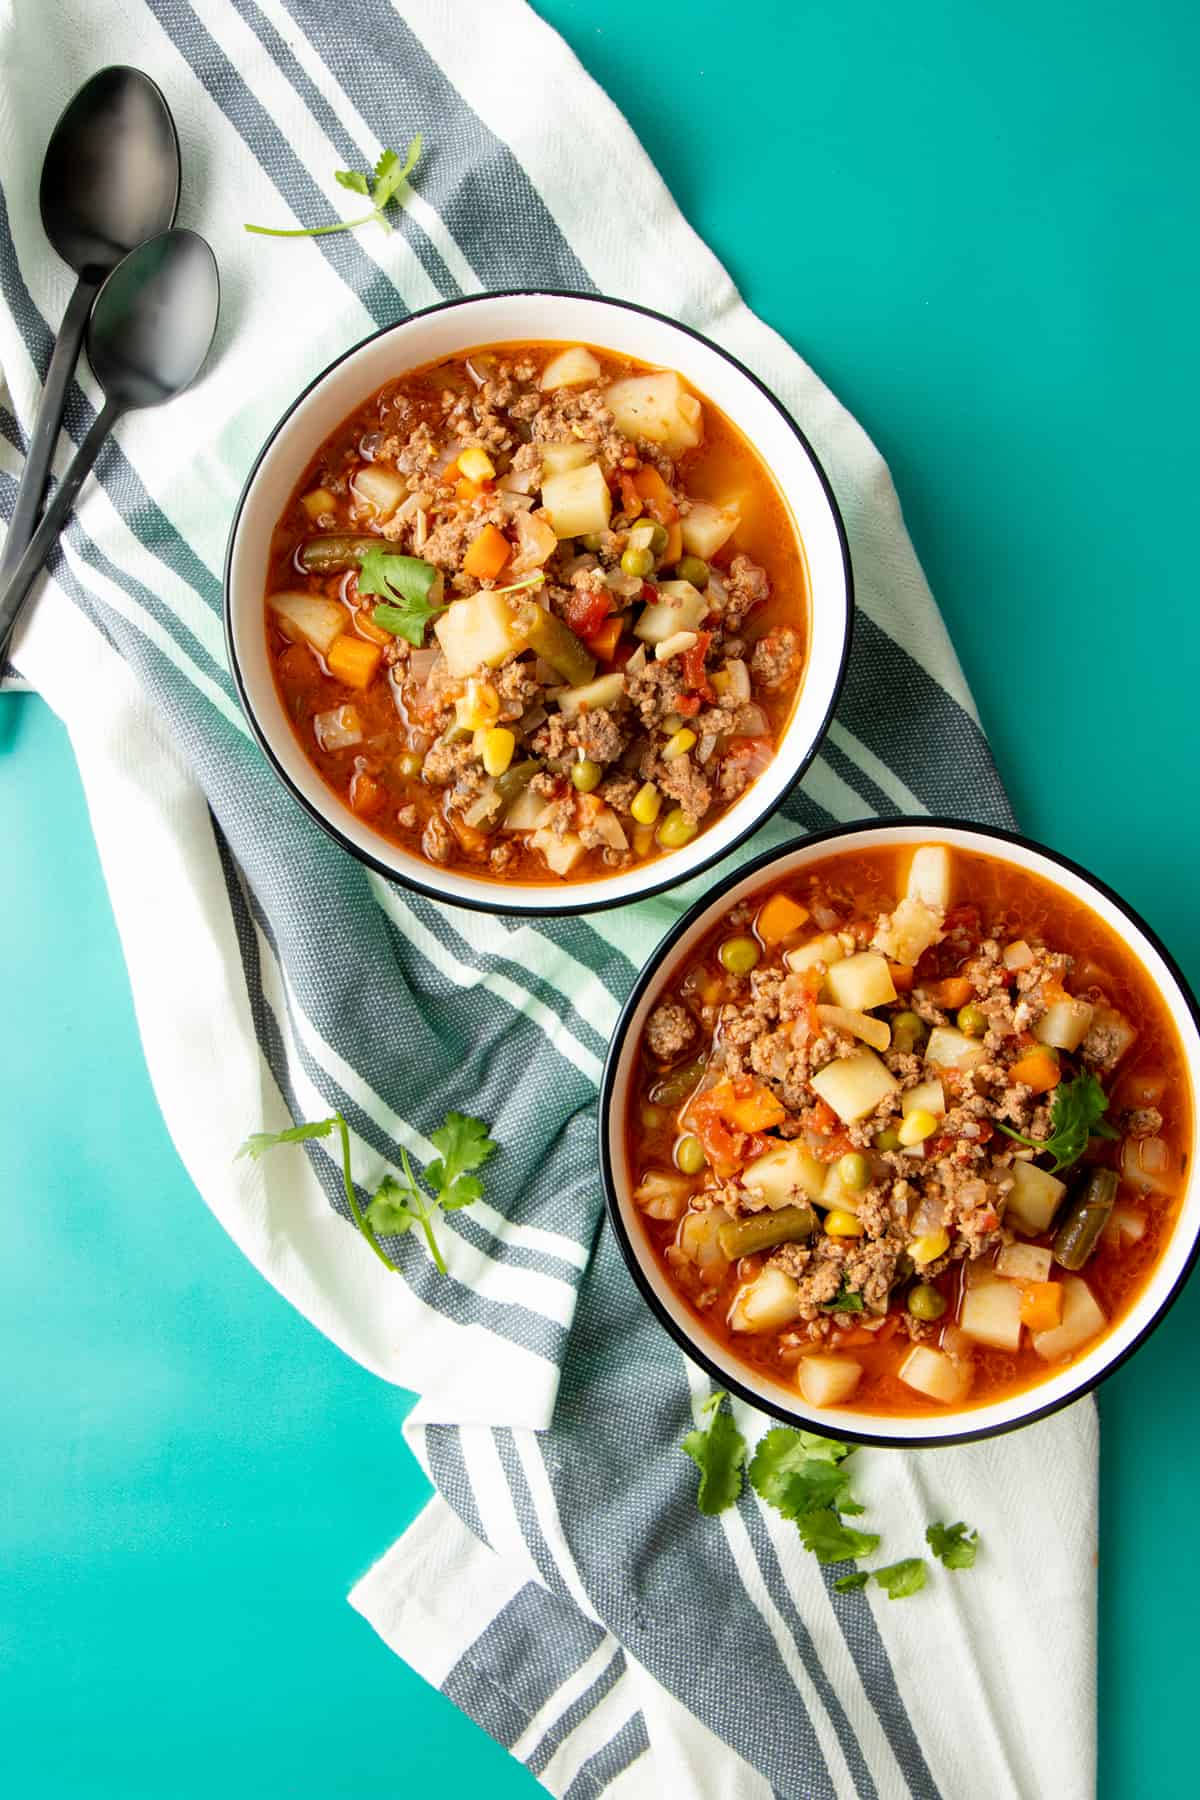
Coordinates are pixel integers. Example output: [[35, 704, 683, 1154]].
[[824, 951, 897, 1012], [729, 1266, 802, 1334], [434, 589, 522, 677], [313, 704, 363, 751], [541, 461, 613, 539], [502, 788, 551, 832], [740, 1140, 828, 1206], [633, 1170, 694, 1220], [300, 486, 335, 521], [925, 1026, 988, 1073], [902, 1078, 946, 1118], [540, 346, 602, 390], [1006, 1160, 1067, 1235], [820, 1163, 863, 1213], [634, 579, 708, 645], [785, 933, 846, 974], [530, 828, 586, 876], [797, 1355, 863, 1408], [996, 1242, 1054, 1282], [898, 1345, 972, 1405], [539, 441, 594, 478], [555, 672, 626, 718], [872, 896, 944, 968], [351, 464, 406, 519], [1031, 1274, 1106, 1362], [680, 500, 740, 560], [1035, 997, 1095, 1053], [605, 370, 703, 455], [905, 845, 952, 910], [1003, 940, 1036, 971], [959, 1276, 1023, 1351], [269, 590, 348, 657], [810, 1047, 899, 1124]]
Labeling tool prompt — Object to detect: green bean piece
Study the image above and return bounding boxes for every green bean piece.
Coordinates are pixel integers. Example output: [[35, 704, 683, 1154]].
[[649, 1055, 707, 1107], [511, 602, 596, 688], [494, 760, 541, 806], [1053, 1168, 1119, 1270], [675, 1134, 707, 1175], [907, 1282, 947, 1321], [719, 935, 761, 975], [718, 1203, 818, 1259], [957, 1002, 987, 1038], [298, 534, 381, 574], [890, 1009, 927, 1055], [676, 554, 710, 587], [837, 1151, 871, 1190]]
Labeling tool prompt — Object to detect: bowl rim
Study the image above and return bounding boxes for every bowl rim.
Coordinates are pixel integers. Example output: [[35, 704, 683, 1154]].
[[222, 287, 854, 918], [597, 814, 1200, 1448]]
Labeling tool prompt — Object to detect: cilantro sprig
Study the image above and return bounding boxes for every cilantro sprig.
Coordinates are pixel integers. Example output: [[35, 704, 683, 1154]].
[[682, 1391, 747, 1515], [996, 1070, 1118, 1174], [681, 1408, 979, 1600], [357, 545, 447, 646], [245, 136, 423, 238], [237, 1107, 495, 1276]]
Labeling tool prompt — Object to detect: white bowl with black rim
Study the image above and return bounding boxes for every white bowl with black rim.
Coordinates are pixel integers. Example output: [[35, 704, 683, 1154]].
[[599, 818, 1200, 1447], [224, 290, 852, 916]]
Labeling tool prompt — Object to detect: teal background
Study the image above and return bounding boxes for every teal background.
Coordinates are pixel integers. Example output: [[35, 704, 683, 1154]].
[[2, 1, 1197, 1793]]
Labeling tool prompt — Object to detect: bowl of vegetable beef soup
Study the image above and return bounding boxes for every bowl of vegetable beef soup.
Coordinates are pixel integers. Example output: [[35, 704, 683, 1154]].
[[225, 291, 851, 912], [600, 822, 1200, 1445]]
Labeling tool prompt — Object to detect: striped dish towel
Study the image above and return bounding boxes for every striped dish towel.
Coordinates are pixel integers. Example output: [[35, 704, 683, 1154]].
[[0, 3, 1097, 1795]]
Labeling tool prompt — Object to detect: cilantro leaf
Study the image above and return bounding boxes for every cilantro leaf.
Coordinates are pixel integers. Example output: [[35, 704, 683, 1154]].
[[873, 1557, 927, 1599], [795, 1430, 852, 1465], [926, 1520, 980, 1570], [245, 133, 422, 238], [234, 1107, 494, 1278], [357, 546, 446, 646], [682, 1391, 747, 1515], [996, 1071, 1118, 1174], [749, 1428, 863, 1518], [237, 1118, 336, 1159], [797, 1510, 880, 1565], [823, 1278, 865, 1314], [834, 1570, 870, 1592]]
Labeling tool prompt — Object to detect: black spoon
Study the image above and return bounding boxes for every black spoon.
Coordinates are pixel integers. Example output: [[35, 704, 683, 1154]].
[[0, 67, 180, 588], [0, 229, 220, 658]]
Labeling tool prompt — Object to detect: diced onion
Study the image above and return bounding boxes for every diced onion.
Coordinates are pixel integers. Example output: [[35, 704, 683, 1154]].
[[625, 644, 648, 674], [726, 658, 751, 702], [811, 901, 840, 930], [728, 739, 773, 782], [697, 731, 718, 766], [463, 788, 499, 827], [734, 702, 769, 736], [408, 646, 441, 683], [815, 1003, 891, 1052], [1120, 1135, 1177, 1196]]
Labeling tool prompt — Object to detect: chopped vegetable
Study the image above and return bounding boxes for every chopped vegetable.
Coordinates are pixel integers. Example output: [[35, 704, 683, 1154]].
[[757, 893, 809, 944], [748, 1427, 862, 1518], [1052, 1168, 1119, 1269], [606, 370, 703, 454], [461, 522, 511, 581], [810, 1046, 899, 1124], [682, 1390, 747, 1514], [873, 1558, 927, 1600], [1030, 1274, 1105, 1361], [299, 533, 386, 574], [796, 1355, 863, 1407], [798, 1510, 881, 1565], [245, 136, 421, 237], [926, 1521, 980, 1570], [357, 546, 446, 646], [824, 951, 897, 1012], [326, 633, 382, 690], [718, 1203, 818, 1259], [997, 1070, 1119, 1173]]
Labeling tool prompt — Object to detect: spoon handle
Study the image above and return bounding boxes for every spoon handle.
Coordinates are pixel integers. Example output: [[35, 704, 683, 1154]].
[[0, 277, 96, 589], [0, 397, 122, 661]]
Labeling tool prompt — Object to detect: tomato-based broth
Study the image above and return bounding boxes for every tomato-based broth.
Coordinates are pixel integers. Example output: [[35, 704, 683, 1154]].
[[625, 844, 1191, 1417], [264, 342, 808, 883]]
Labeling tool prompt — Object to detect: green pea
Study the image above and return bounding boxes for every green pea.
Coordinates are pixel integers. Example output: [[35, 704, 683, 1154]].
[[907, 1282, 947, 1322], [645, 520, 669, 556], [571, 758, 603, 793], [837, 1151, 871, 1191], [957, 1002, 987, 1038], [621, 545, 654, 578], [718, 935, 761, 976], [579, 531, 605, 552], [891, 1009, 927, 1054], [874, 1127, 902, 1152], [676, 554, 710, 588], [675, 1134, 707, 1175], [657, 808, 699, 851], [395, 749, 425, 780]]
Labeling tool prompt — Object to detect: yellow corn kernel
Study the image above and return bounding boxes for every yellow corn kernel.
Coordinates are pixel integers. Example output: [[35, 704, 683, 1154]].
[[631, 781, 662, 826], [632, 824, 656, 857], [911, 1228, 950, 1266], [663, 727, 697, 761], [455, 679, 500, 731], [480, 727, 515, 777], [661, 712, 684, 735], [457, 446, 496, 483], [709, 670, 732, 695], [824, 1209, 865, 1238], [897, 1108, 939, 1146]]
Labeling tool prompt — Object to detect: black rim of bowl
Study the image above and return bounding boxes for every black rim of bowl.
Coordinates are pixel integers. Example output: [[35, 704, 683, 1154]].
[[597, 815, 1200, 1448], [222, 288, 854, 918]]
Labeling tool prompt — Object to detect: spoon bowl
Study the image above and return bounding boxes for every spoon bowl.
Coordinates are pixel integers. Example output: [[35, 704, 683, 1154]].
[[0, 228, 219, 656]]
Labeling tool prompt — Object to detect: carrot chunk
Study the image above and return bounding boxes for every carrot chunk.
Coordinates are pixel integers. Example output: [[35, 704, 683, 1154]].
[[462, 523, 511, 580], [632, 464, 679, 522], [1018, 1281, 1063, 1331], [1009, 1047, 1062, 1093], [932, 975, 973, 1008], [757, 893, 810, 944], [326, 633, 382, 690]]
